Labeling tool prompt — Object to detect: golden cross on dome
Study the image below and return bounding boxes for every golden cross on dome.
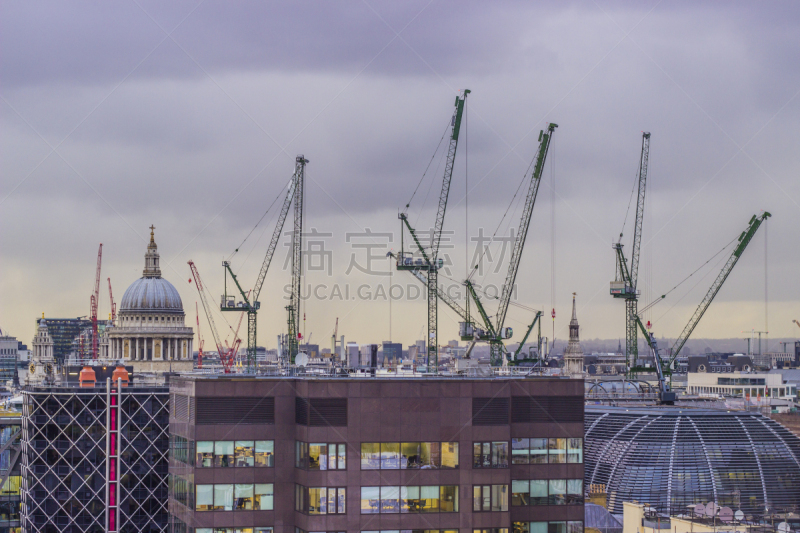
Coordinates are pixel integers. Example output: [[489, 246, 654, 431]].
[[149, 225, 156, 242]]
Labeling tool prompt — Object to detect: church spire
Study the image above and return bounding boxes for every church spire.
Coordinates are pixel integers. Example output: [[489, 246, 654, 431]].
[[143, 225, 162, 278], [564, 292, 584, 377]]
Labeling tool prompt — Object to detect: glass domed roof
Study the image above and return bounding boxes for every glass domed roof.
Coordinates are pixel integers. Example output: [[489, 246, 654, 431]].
[[585, 405, 800, 517]]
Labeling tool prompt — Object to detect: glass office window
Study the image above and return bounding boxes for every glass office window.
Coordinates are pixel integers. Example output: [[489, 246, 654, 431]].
[[531, 523, 548, 533], [328, 443, 337, 470], [215, 484, 234, 510], [402, 442, 422, 468], [361, 443, 380, 470], [381, 443, 400, 469], [296, 441, 308, 468], [362, 487, 380, 514], [512, 480, 529, 506], [492, 442, 508, 468], [420, 485, 439, 512], [381, 486, 400, 513], [492, 484, 508, 511], [197, 441, 214, 467], [548, 439, 566, 464], [567, 521, 584, 533], [474, 441, 508, 468], [420, 442, 439, 468], [567, 479, 583, 505], [215, 441, 234, 468], [255, 484, 273, 510], [440, 485, 458, 512], [530, 438, 548, 464], [196, 484, 214, 511], [401, 486, 420, 513], [255, 441, 274, 467], [530, 479, 548, 505], [567, 438, 582, 463], [335, 487, 346, 514], [549, 480, 566, 505], [309, 487, 325, 514], [309, 444, 327, 470], [441, 442, 459, 468], [512, 438, 529, 465], [338, 443, 346, 469], [235, 484, 254, 510], [549, 523, 567, 533], [474, 485, 507, 511], [235, 441, 255, 467]]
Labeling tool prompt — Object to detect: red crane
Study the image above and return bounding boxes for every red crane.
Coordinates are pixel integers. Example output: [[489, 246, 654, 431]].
[[108, 278, 116, 324], [90, 244, 103, 360], [196, 302, 204, 369], [188, 260, 238, 373]]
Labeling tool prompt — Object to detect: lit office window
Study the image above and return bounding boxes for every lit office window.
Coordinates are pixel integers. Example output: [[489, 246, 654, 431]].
[[473, 442, 508, 468], [473, 484, 508, 511]]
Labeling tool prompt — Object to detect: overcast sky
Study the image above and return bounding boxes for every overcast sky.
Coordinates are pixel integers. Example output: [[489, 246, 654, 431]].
[[2, 1, 798, 352]]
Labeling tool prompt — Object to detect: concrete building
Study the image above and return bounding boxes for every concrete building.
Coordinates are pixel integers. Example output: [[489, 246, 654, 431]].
[[0, 329, 20, 384], [107, 227, 193, 373], [21, 378, 169, 532], [563, 295, 584, 378], [686, 371, 797, 399], [168, 374, 585, 533]]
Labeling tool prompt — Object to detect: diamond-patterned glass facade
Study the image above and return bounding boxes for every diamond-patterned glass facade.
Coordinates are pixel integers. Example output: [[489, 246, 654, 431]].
[[21, 384, 169, 533]]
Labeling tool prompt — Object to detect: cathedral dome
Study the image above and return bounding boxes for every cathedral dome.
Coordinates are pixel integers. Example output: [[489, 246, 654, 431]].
[[119, 225, 184, 313], [120, 277, 183, 312]]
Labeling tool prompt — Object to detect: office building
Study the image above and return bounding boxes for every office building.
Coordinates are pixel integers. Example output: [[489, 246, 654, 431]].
[[168, 374, 585, 533], [0, 331, 19, 384], [21, 377, 169, 532], [0, 408, 22, 532]]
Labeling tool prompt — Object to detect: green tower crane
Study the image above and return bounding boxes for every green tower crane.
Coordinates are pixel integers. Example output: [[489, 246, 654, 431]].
[[221, 156, 306, 370], [464, 123, 557, 366], [397, 90, 469, 373], [611, 132, 650, 375]]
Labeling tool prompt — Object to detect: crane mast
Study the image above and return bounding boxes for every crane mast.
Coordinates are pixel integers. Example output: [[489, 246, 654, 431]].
[[222, 161, 302, 371], [396, 90, 469, 373], [107, 278, 116, 324], [196, 302, 204, 369], [611, 132, 650, 373], [90, 244, 103, 360], [287, 156, 308, 365]]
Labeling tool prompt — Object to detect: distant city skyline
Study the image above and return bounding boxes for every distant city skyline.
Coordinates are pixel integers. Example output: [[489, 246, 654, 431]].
[[2, 2, 798, 352]]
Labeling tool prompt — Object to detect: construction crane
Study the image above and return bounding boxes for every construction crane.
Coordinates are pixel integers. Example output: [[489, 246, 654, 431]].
[[89, 244, 103, 360], [669, 212, 771, 361], [396, 90, 469, 372], [513, 311, 543, 361], [331, 317, 338, 357], [611, 132, 651, 373], [196, 302, 204, 369], [464, 122, 558, 366], [793, 319, 800, 331], [221, 156, 306, 369], [107, 278, 116, 324], [638, 212, 770, 403], [287, 156, 308, 365], [189, 260, 238, 373]]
